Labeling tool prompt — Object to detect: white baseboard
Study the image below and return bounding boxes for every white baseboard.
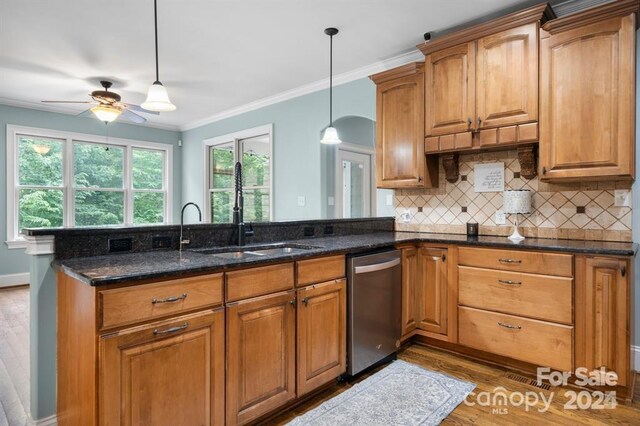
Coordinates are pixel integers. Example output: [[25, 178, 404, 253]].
[[29, 414, 57, 426], [0, 272, 29, 288], [633, 345, 640, 372]]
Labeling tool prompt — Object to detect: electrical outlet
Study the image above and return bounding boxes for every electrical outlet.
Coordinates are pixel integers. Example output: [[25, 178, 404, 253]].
[[495, 210, 506, 225], [614, 190, 630, 207], [152, 236, 172, 249], [109, 237, 132, 253], [400, 210, 412, 223], [328, 196, 334, 206], [297, 196, 306, 206], [386, 194, 393, 206]]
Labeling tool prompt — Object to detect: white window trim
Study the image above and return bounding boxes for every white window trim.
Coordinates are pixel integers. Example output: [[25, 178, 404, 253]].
[[6, 124, 173, 248], [202, 124, 274, 223]]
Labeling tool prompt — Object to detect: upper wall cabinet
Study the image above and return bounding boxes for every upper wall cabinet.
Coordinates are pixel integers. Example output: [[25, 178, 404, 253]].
[[420, 3, 554, 153], [370, 63, 438, 189], [539, 0, 638, 182]]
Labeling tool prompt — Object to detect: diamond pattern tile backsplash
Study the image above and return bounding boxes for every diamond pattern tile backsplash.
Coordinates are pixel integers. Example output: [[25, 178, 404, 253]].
[[395, 150, 632, 242]]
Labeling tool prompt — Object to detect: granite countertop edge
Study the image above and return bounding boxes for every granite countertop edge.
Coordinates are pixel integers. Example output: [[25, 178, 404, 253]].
[[53, 232, 638, 286]]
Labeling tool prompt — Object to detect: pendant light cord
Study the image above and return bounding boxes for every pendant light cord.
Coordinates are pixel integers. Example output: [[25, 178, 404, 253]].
[[153, 0, 160, 83], [329, 33, 333, 126]]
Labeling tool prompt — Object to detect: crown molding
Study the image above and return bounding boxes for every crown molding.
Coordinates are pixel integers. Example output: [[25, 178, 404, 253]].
[[0, 97, 181, 132], [180, 49, 424, 132]]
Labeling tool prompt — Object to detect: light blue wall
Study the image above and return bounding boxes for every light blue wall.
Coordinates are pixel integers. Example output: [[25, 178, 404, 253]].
[[0, 104, 182, 276], [181, 78, 379, 221]]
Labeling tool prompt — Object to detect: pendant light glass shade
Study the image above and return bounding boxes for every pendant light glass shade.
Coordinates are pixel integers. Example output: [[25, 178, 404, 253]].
[[141, 81, 176, 112], [321, 27, 341, 145], [91, 104, 122, 122], [142, 0, 176, 113], [321, 126, 342, 145]]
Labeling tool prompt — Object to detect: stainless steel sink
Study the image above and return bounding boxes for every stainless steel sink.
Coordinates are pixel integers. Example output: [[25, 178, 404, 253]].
[[192, 243, 319, 259]]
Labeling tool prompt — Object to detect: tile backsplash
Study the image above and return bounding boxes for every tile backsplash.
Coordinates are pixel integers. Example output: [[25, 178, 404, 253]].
[[395, 150, 632, 242]]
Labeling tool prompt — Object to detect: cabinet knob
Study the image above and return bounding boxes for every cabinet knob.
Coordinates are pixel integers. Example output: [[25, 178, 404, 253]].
[[290, 299, 296, 306], [467, 117, 472, 127], [417, 176, 423, 182], [542, 167, 547, 175], [621, 265, 626, 277], [441, 254, 446, 262], [302, 297, 309, 306], [477, 117, 482, 127]]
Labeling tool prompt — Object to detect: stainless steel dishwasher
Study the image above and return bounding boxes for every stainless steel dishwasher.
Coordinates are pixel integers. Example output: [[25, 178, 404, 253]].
[[346, 249, 402, 376]]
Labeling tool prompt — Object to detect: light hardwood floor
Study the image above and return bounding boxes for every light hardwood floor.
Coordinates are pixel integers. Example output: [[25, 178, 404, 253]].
[[0, 286, 29, 426], [266, 344, 640, 425]]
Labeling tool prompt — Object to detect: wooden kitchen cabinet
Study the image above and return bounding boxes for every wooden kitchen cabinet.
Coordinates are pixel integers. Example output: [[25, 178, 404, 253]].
[[425, 42, 475, 137], [371, 63, 438, 189], [296, 279, 346, 396], [99, 309, 225, 426], [420, 4, 551, 152], [226, 290, 296, 425], [400, 245, 419, 338], [417, 247, 449, 336], [575, 256, 633, 388], [539, 1, 637, 181], [476, 23, 538, 129]]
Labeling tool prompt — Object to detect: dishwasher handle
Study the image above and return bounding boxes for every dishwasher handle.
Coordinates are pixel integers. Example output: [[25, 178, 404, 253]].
[[354, 257, 401, 275]]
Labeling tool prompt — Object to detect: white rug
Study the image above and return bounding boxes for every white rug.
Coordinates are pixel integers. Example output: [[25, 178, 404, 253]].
[[287, 360, 475, 426]]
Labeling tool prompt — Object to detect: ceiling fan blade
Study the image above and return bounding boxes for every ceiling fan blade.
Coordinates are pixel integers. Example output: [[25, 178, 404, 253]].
[[41, 100, 95, 104], [120, 109, 146, 124], [76, 108, 95, 118], [124, 103, 160, 115]]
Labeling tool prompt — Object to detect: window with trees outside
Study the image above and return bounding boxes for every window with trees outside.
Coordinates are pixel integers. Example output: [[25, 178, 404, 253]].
[[205, 125, 272, 224], [6, 126, 172, 247]]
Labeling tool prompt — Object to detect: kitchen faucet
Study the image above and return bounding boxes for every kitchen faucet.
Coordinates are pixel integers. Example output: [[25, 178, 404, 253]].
[[180, 202, 202, 253], [233, 162, 254, 246]]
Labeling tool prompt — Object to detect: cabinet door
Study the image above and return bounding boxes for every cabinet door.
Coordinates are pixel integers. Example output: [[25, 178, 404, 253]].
[[375, 68, 426, 188], [226, 291, 296, 425], [417, 247, 448, 335], [99, 309, 225, 426], [425, 42, 475, 136], [575, 257, 630, 387], [476, 23, 538, 129], [401, 246, 418, 337], [297, 279, 346, 396], [539, 14, 636, 181]]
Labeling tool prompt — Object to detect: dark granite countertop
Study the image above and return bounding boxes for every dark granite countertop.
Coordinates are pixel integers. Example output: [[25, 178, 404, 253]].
[[54, 232, 637, 286]]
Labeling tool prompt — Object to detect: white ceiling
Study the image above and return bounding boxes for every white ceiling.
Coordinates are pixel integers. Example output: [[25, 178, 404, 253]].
[[0, 0, 534, 131]]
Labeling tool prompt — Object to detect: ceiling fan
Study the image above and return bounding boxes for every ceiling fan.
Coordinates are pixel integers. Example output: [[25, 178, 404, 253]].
[[41, 80, 159, 124]]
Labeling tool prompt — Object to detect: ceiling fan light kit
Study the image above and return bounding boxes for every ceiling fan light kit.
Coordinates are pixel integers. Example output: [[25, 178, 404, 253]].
[[320, 27, 341, 145], [141, 0, 176, 112], [91, 104, 122, 123]]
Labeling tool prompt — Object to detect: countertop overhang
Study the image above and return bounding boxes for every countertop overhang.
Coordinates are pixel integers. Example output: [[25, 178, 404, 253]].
[[53, 232, 638, 286]]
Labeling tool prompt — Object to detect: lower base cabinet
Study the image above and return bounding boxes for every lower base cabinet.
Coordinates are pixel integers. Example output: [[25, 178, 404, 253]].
[[226, 291, 297, 426], [99, 309, 225, 426], [297, 279, 347, 396]]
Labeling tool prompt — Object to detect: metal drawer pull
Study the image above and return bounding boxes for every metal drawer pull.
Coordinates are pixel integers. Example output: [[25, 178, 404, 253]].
[[152, 293, 187, 304], [153, 322, 189, 335], [354, 258, 400, 274], [498, 258, 522, 264], [497, 322, 522, 330], [498, 279, 522, 286]]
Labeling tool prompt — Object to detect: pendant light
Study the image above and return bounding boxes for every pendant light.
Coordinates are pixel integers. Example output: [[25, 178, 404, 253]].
[[320, 27, 341, 145], [141, 0, 176, 112], [90, 104, 122, 123]]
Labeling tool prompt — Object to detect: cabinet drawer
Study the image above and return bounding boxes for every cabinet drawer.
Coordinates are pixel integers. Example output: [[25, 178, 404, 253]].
[[458, 266, 573, 324], [459, 306, 573, 371], [99, 274, 223, 330], [296, 255, 345, 286], [226, 263, 294, 302], [458, 247, 573, 277]]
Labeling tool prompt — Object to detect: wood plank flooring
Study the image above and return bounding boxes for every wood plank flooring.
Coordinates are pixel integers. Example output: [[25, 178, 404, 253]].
[[265, 344, 640, 425], [0, 286, 29, 426]]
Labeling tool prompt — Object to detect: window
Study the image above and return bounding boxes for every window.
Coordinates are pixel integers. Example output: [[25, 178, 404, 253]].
[[6, 125, 173, 247], [204, 125, 272, 224]]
